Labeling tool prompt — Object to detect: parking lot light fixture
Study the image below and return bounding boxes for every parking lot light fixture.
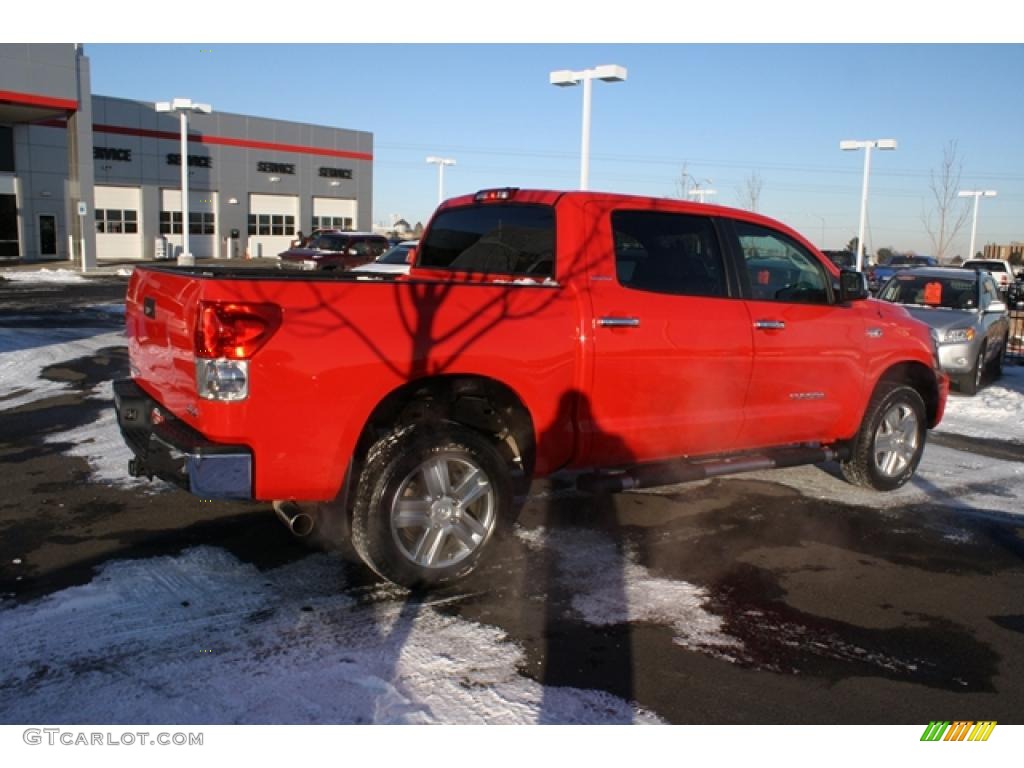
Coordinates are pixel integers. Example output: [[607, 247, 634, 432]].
[[426, 156, 456, 206], [550, 65, 627, 190], [840, 138, 897, 272], [155, 98, 213, 266], [958, 189, 998, 261]]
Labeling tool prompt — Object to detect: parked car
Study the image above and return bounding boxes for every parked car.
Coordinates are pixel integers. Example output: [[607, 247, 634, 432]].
[[115, 188, 947, 588], [877, 267, 1009, 395], [278, 232, 389, 271], [961, 258, 1015, 295], [867, 254, 939, 293], [350, 240, 418, 276], [821, 250, 856, 270]]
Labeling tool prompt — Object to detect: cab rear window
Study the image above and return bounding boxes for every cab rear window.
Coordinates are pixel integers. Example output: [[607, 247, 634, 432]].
[[418, 204, 555, 277]]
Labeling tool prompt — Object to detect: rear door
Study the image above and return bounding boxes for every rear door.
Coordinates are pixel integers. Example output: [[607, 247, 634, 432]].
[[725, 220, 867, 446], [584, 205, 753, 465]]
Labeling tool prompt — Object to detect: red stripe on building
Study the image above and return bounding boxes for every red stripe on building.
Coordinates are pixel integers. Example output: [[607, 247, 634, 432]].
[[0, 89, 78, 111], [92, 123, 372, 161]]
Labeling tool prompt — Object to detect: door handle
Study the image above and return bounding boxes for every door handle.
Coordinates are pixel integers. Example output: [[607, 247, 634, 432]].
[[754, 319, 786, 330], [598, 316, 641, 328]]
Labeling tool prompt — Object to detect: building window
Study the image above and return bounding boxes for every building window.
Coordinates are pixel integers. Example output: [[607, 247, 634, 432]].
[[160, 211, 183, 235], [311, 215, 353, 231], [96, 209, 138, 234], [249, 213, 294, 236]]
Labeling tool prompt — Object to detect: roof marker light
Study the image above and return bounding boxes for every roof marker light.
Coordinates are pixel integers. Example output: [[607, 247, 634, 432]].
[[474, 188, 519, 203]]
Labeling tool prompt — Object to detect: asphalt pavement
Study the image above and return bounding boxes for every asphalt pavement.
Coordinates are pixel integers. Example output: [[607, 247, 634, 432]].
[[1, 273, 1022, 724]]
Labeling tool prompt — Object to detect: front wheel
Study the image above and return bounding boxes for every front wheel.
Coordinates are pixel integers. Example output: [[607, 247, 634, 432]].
[[841, 383, 927, 491], [351, 423, 513, 588], [958, 341, 987, 396]]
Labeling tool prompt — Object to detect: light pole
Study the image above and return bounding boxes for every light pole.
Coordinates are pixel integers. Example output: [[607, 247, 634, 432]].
[[550, 65, 627, 190], [156, 98, 212, 265], [840, 138, 897, 272], [958, 189, 997, 261], [684, 176, 716, 204], [426, 156, 456, 206], [812, 214, 826, 249]]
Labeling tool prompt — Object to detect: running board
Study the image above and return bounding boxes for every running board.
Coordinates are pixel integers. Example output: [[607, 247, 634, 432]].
[[576, 444, 848, 494]]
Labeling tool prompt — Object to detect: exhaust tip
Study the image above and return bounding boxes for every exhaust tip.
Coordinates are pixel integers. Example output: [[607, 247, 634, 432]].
[[273, 500, 316, 538]]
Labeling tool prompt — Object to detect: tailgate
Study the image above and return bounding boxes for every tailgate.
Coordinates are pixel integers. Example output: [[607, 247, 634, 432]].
[[125, 267, 203, 421]]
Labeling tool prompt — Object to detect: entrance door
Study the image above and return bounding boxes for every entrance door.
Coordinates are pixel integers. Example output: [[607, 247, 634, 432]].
[[0, 194, 17, 258], [38, 215, 57, 257]]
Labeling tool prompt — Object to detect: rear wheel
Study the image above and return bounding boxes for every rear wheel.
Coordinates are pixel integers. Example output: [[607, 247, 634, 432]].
[[351, 423, 512, 589], [841, 383, 927, 491]]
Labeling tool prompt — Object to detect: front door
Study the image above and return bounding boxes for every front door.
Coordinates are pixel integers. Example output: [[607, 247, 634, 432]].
[[585, 206, 753, 466], [727, 220, 867, 447], [38, 214, 57, 257]]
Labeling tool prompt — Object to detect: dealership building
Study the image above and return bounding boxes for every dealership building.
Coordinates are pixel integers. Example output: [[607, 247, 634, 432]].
[[0, 44, 373, 266]]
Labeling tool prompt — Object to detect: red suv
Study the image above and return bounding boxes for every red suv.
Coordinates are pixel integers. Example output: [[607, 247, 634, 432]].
[[279, 231, 389, 271]]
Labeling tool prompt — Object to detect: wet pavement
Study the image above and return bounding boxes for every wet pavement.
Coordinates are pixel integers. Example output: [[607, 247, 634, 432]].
[[1, 275, 1023, 723]]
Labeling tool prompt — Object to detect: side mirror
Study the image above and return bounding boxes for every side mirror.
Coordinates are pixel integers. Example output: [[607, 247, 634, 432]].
[[986, 300, 1007, 313], [405, 248, 417, 264], [839, 269, 869, 302]]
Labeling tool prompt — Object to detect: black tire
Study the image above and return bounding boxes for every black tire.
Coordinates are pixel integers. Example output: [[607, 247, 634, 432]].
[[990, 334, 1007, 380], [841, 383, 927, 491], [350, 422, 513, 589], [958, 341, 986, 396]]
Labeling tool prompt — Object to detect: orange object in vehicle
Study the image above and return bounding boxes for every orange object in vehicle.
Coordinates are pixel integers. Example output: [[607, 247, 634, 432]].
[[924, 281, 943, 305]]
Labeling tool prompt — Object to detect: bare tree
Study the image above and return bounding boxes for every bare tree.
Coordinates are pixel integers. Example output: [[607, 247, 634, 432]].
[[736, 170, 763, 212], [922, 140, 970, 261]]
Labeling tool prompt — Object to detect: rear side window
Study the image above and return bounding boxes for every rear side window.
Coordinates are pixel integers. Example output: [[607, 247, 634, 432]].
[[612, 211, 726, 297], [418, 204, 555, 277]]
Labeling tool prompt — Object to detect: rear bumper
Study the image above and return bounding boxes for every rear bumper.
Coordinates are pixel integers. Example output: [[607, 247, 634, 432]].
[[113, 379, 253, 500]]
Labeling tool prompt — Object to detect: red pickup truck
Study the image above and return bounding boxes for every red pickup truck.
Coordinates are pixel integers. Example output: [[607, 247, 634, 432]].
[[115, 189, 948, 587]]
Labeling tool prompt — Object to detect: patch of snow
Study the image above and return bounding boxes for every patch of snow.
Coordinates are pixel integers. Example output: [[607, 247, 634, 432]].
[[86, 303, 126, 317], [0, 328, 126, 411], [734, 441, 1024, 519], [0, 268, 87, 283], [516, 526, 741, 656], [935, 365, 1024, 443], [115, 268, 133, 276], [0, 547, 661, 724], [44, 380, 154, 489]]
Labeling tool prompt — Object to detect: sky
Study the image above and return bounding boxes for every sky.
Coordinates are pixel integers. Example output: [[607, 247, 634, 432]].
[[81, 41, 1024, 258]]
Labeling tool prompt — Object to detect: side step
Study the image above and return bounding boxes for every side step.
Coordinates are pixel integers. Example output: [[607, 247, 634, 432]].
[[576, 444, 848, 494]]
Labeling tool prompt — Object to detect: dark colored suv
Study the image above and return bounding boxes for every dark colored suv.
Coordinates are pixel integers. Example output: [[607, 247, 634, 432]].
[[279, 232, 389, 271]]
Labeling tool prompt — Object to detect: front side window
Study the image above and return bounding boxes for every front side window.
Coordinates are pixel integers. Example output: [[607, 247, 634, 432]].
[[418, 203, 554, 277], [611, 210, 726, 297], [735, 222, 829, 304]]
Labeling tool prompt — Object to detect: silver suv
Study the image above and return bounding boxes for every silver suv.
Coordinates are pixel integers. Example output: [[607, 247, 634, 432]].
[[879, 267, 1010, 395]]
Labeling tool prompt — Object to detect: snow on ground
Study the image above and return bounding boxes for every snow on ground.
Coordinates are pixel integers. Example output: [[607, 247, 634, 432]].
[[934, 365, 1024, 443], [0, 327, 125, 411], [43, 379, 152, 489], [0, 268, 88, 283], [724, 441, 1024, 521], [0, 546, 661, 724], [517, 527, 740, 657]]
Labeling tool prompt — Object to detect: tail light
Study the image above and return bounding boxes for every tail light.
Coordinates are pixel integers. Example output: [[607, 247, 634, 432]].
[[195, 302, 282, 360], [194, 302, 282, 402]]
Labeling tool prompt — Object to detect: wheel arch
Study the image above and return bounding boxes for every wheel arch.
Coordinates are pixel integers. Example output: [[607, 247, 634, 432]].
[[354, 374, 537, 494], [876, 361, 942, 428]]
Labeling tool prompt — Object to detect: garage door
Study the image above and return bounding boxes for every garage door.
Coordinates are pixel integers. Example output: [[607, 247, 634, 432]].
[[160, 189, 218, 259], [312, 196, 357, 232], [249, 193, 298, 259], [94, 185, 142, 260]]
